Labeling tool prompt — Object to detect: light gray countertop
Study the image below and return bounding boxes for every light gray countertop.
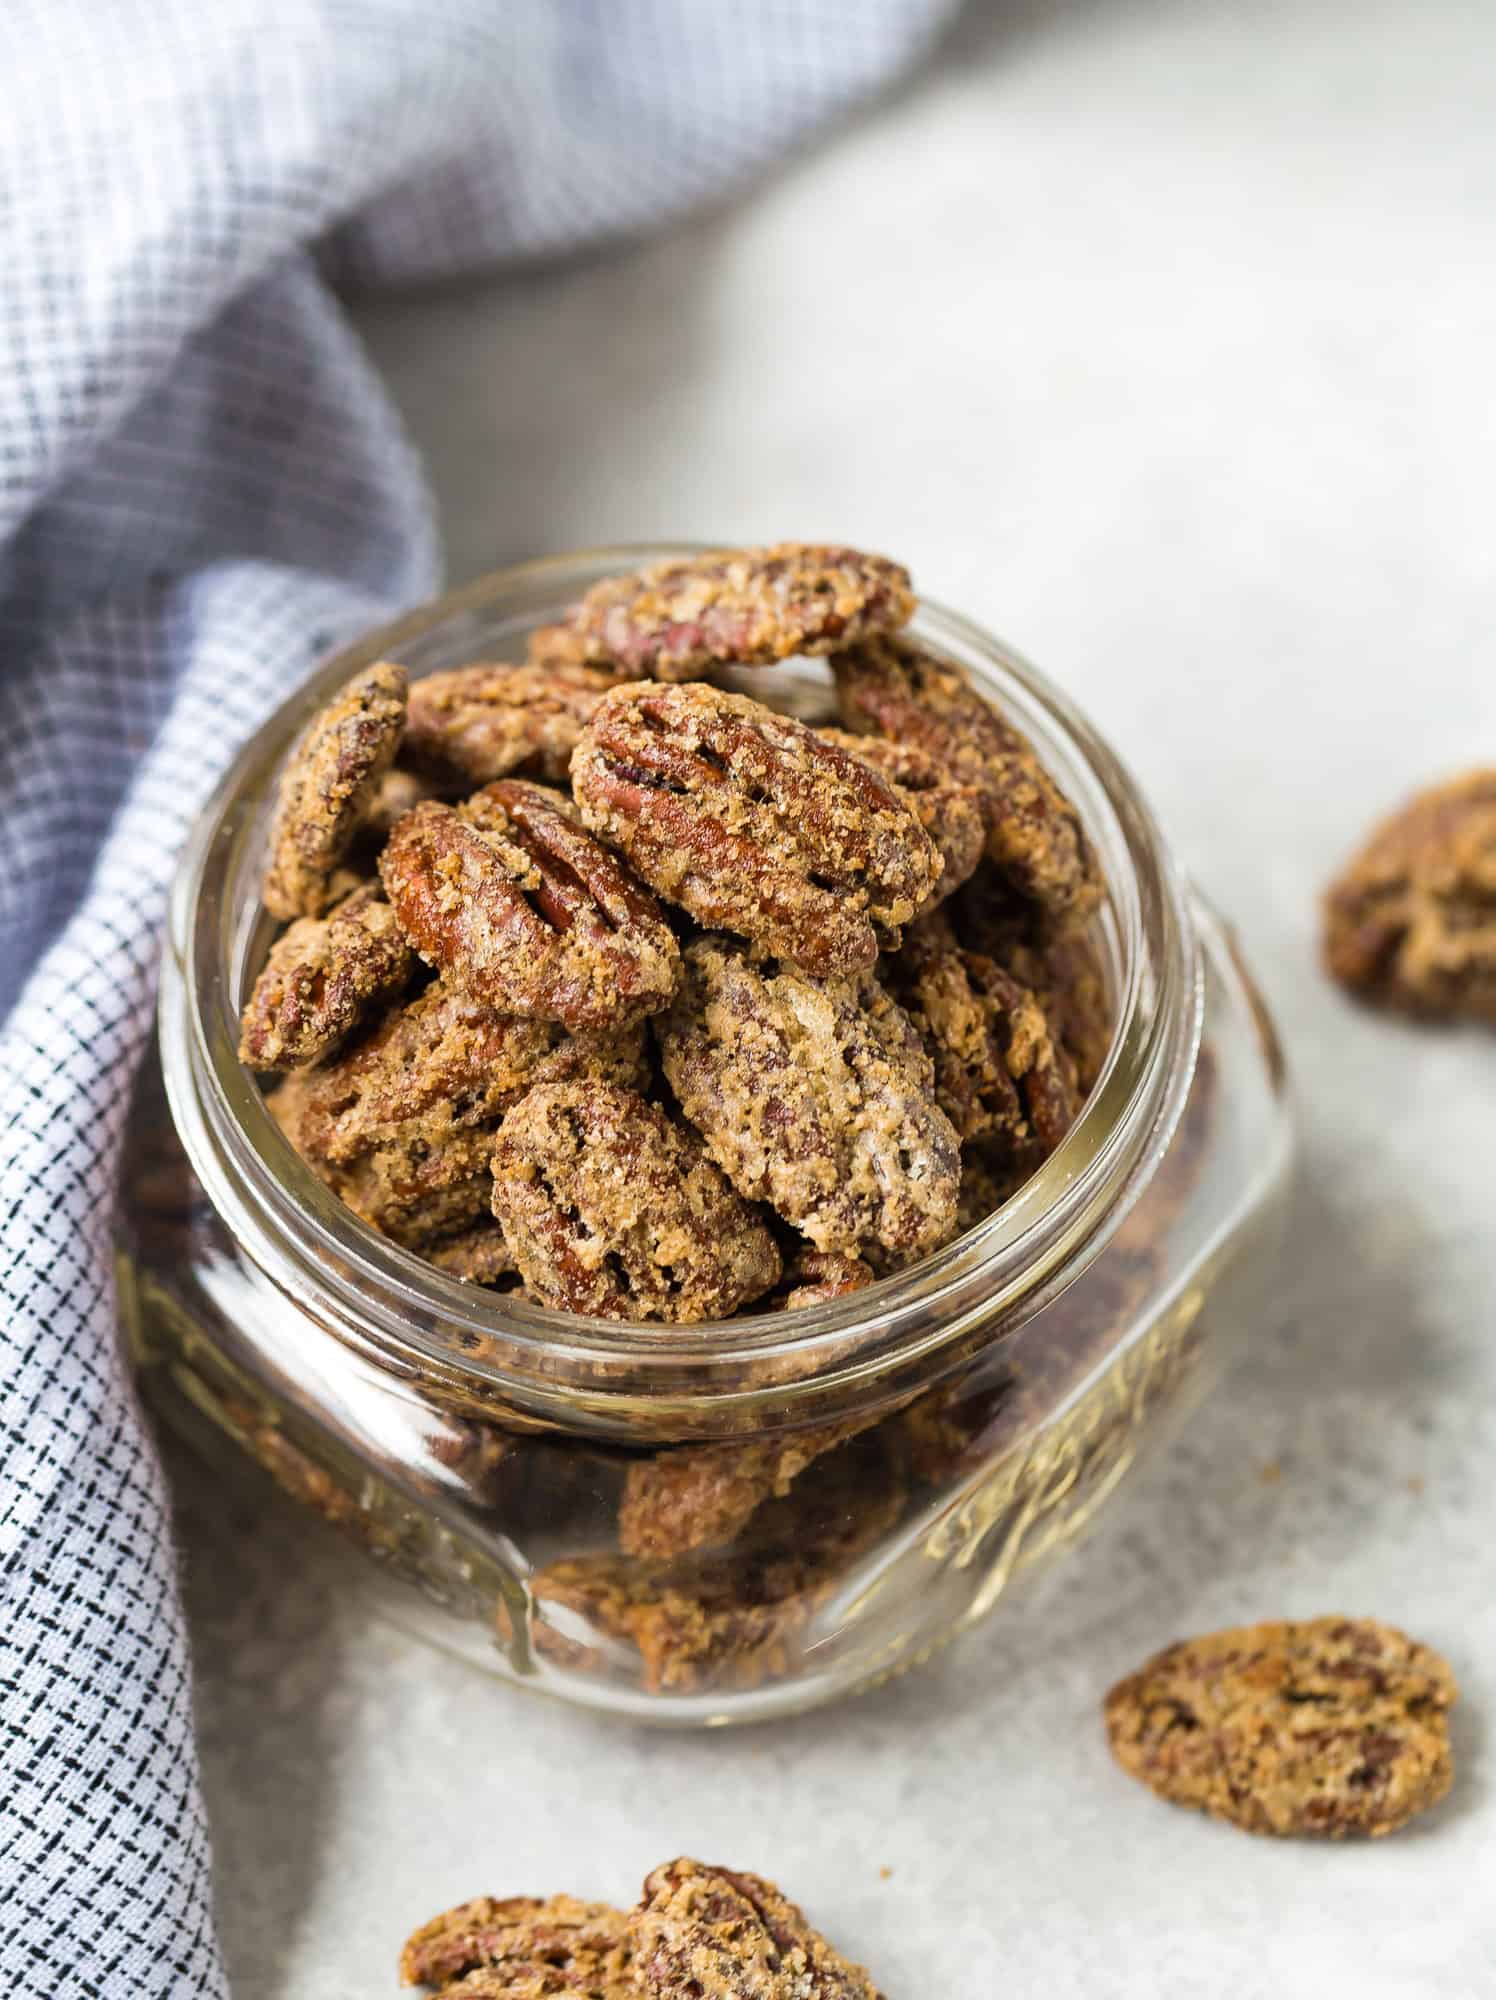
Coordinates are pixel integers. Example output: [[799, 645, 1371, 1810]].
[[177, 2, 1496, 1991]]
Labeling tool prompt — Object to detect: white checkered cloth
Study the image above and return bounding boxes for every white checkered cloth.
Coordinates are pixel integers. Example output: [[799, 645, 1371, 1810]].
[[0, 3, 955, 1989]]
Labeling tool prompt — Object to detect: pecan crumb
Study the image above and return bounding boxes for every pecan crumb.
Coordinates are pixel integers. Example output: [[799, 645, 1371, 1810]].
[[1105, 1616, 1457, 1838], [1323, 769, 1496, 1023]]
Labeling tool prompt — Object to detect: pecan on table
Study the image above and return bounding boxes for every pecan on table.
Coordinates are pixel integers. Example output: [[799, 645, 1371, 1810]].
[[630, 1858, 884, 2000], [400, 1892, 635, 1996], [379, 782, 680, 1029], [404, 659, 621, 787], [489, 1082, 781, 1323], [570, 682, 940, 978], [239, 884, 414, 1071], [816, 727, 984, 913], [832, 634, 1101, 930], [1105, 1616, 1457, 1839], [1323, 768, 1496, 1023], [262, 662, 408, 919], [531, 543, 914, 682], [658, 936, 960, 1268]]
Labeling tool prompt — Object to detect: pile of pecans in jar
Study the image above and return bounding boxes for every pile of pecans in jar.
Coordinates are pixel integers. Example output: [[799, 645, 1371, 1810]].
[[243, 543, 1111, 1321]]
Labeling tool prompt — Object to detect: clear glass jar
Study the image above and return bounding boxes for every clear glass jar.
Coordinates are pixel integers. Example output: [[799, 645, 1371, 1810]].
[[114, 549, 1293, 1724]]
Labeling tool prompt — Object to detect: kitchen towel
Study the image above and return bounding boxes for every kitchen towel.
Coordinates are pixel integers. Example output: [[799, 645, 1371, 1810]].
[[0, 3, 956, 1989]]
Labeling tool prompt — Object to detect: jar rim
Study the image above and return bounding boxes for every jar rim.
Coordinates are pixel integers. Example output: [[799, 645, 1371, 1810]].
[[163, 545, 1202, 1428]]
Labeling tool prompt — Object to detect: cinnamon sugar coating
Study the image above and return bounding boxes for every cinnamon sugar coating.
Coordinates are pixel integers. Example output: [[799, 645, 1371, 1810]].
[[238, 884, 413, 1071], [380, 784, 679, 1029], [400, 1893, 635, 1996], [816, 727, 984, 912], [262, 662, 408, 919], [404, 660, 620, 787], [630, 1859, 884, 2000], [832, 635, 1101, 929], [490, 1082, 781, 1322], [1105, 1617, 1457, 1839], [570, 682, 939, 978], [658, 937, 960, 1269], [536, 543, 914, 682], [1323, 768, 1496, 1023]]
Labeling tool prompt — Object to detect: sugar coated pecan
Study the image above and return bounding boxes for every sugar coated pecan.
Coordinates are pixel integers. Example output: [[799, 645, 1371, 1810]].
[[817, 727, 984, 912], [618, 1415, 872, 1560], [298, 981, 647, 1165], [773, 1247, 875, 1311], [239, 885, 414, 1071], [539, 543, 914, 682], [1323, 769, 1496, 1023], [262, 662, 408, 919], [404, 660, 620, 787], [338, 1112, 500, 1248], [631, 1858, 884, 2000], [832, 635, 1101, 928], [572, 683, 938, 977], [401, 1893, 635, 1996], [379, 783, 679, 1028], [659, 936, 959, 1268], [887, 911, 1080, 1158], [490, 1082, 781, 1322], [533, 1437, 904, 1694], [1105, 1616, 1457, 1839]]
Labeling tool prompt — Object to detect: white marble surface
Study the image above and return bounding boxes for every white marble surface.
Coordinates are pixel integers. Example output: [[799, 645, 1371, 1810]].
[[177, 3, 1496, 1992]]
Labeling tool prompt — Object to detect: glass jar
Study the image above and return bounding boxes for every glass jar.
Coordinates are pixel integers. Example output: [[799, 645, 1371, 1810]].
[[114, 548, 1293, 1724]]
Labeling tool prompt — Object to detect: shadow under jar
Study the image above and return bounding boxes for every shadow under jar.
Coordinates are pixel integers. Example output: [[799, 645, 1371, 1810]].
[[115, 546, 1293, 1725]]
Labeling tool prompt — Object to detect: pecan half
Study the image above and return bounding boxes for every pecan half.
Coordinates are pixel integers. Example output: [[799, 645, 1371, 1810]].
[[1105, 1617, 1457, 1839], [400, 1893, 635, 1996], [831, 635, 1101, 928], [571, 683, 939, 978], [1323, 769, 1496, 1023], [630, 1859, 884, 2000], [817, 728, 984, 912], [658, 937, 959, 1268], [238, 885, 414, 1071], [262, 662, 408, 919], [297, 981, 647, 1165], [490, 1082, 781, 1322], [885, 911, 1080, 1157], [534, 543, 914, 682], [618, 1415, 872, 1560], [379, 783, 679, 1028], [404, 660, 619, 787], [532, 1436, 904, 1694]]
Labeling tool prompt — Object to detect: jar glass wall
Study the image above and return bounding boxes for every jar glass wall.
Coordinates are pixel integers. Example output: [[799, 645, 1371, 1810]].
[[114, 551, 1292, 1724]]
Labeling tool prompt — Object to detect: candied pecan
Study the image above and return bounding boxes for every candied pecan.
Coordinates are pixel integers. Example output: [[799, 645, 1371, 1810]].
[[532, 1437, 904, 1694], [570, 682, 939, 978], [886, 911, 1080, 1160], [490, 1082, 780, 1322], [631, 1859, 884, 2000], [339, 1113, 499, 1248], [618, 1415, 872, 1560], [426, 1220, 519, 1287], [298, 981, 647, 1166], [953, 868, 1113, 1092], [404, 660, 620, 787], [401, 1893, 635, 1996], [360, 766, 450, 842], [773, 1247, 875, 1311], [659, 937, 959, 1268], [832, 635, 1101, 928], [1323, 769, 1496, 1023], [238, 885, 414, 1072], [380, 786, 679, 1029], [1105, 1616, 1457, 1839], [262, 662, 408, 919], [816, 727, 983, 911], [536, 543, 914, 682]]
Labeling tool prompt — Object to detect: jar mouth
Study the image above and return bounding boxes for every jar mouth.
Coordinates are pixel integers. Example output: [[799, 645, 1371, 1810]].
[[164, 545, 1201, 1422]]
